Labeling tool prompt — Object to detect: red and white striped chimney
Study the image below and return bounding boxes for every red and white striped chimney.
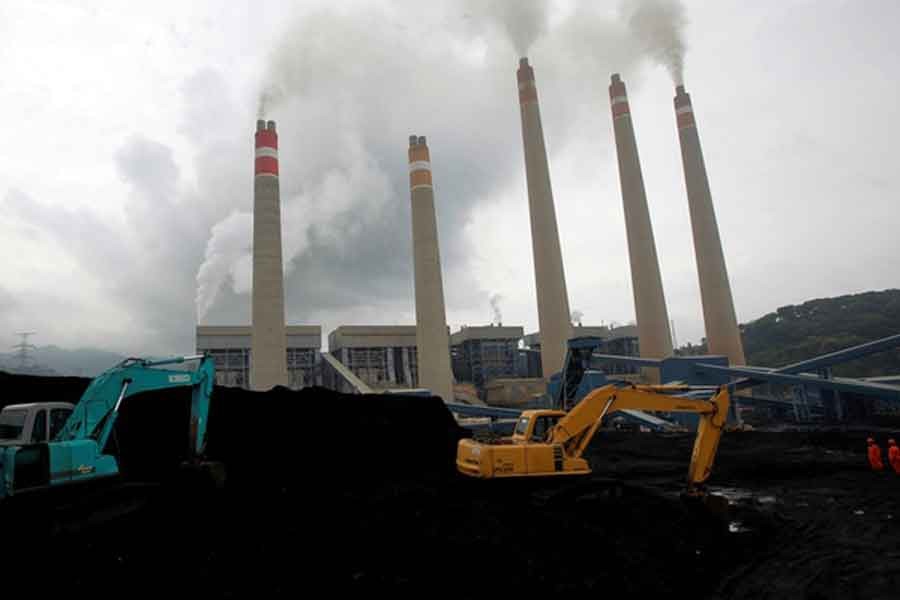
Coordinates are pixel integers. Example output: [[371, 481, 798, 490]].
[[250, 119, 289, 389], [673, 86, 745, 365], [609, 73, 673, 375], [517, 57, 572, 378]]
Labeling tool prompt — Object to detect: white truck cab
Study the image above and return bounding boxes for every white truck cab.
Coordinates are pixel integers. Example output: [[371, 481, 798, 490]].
[[0, 403, 75, 447]]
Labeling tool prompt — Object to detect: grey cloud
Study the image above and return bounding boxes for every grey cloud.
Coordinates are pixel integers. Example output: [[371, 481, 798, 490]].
[[4, 2, 691, 355], [113, 136, 178, 201], [4, 134, 208, 354], [0, 286, 17, 313], [4, 188, 131, 274]]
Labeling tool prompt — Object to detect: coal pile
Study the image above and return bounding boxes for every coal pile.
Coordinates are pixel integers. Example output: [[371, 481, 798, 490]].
[[204, 385, 468, 486], [0, 370, 89, 410], [2, 374, 899, 597]]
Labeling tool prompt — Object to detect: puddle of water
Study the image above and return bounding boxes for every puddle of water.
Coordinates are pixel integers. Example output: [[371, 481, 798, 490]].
[[728, 521, 751, 533], [711, 487, 777, 506]]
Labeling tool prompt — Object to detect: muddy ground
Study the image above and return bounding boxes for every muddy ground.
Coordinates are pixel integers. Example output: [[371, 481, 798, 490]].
[[2, 379, 899, 597]]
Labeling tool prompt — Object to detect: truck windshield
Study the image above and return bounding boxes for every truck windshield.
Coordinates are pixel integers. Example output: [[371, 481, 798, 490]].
[[0, 409, 28, 440]]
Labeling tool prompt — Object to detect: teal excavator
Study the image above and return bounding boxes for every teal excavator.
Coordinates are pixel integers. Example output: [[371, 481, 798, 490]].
[[0, 354, 217, 501]]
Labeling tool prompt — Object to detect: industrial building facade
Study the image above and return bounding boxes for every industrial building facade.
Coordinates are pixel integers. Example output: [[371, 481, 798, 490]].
[[195, 325, 321, 390], [326, 326, 419, 393], [523, 325, 641, 377], [450, 325, 524, 394], [194, 322, 640, 395]]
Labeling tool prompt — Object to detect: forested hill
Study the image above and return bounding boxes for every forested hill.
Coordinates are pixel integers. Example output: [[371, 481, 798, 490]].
[[742, 289, 900, 375], [681, 289, 900, 377]]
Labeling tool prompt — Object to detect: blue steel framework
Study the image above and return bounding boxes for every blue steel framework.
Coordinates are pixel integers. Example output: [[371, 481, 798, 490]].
[[449, 334, 900, 429]]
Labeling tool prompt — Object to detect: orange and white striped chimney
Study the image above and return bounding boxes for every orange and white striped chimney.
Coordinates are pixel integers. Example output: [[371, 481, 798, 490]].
[[408, 135, 454, 402], [609, 74, 673, 375], [517, 57, 572, 378], [674, 86, 745, 365], [250, 119, 289, 390]]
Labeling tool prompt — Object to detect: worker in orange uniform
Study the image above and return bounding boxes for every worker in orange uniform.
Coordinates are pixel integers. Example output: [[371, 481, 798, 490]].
[[867, 437, 884, 471], [888, 439, 900, 474]]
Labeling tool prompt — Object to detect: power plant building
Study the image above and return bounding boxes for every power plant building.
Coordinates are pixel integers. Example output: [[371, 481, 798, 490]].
[[450, 325, 524, 394], [326, 326, 420, 393], [195, 325, 321, 389], [673, 86, 746, 365]]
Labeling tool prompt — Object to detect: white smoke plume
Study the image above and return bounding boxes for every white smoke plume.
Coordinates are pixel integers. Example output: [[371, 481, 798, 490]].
[[465, 0, 551, 56], [489, 293, 503, 324], [620, 0, 688, 85], [571, 309, 584, 326], [195, 211, 251, 321]]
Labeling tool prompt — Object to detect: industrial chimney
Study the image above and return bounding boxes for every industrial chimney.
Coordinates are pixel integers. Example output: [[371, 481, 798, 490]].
[[250, 119, 289, 390], [673, 86, 746, 365], [609, 74, 673, 375], [517, 57, 572, 378], [408, 135, 454, 402]]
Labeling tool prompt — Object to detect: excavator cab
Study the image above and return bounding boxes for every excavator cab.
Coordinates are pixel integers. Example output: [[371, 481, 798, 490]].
[[512, 411, 564, 443], [458, 409, 592, 478]]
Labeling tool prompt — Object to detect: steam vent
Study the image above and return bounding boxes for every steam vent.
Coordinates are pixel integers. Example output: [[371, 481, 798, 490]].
[[609, 73, 673, 377], [674, 86, 746, 365], [407, 135, 454, 401], [517, 57, 572, 378], [251, 119, 289, 390]]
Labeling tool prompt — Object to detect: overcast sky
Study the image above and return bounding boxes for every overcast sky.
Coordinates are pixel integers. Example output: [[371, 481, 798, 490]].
[[1, 0, 898, 356]]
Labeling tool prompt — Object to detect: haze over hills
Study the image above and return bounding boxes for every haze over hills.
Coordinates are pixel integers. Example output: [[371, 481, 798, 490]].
[[4, 290, 900, 379], [0, 345, 127, 377]]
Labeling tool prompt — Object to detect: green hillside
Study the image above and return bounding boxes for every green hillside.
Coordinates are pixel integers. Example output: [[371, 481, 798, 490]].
[[681, 289, 900, 377]]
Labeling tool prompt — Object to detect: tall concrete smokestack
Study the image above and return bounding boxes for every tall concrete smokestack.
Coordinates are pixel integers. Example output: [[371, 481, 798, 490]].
[[517, 57, 572, 378], [674, 86, 746, 365], [250, 119, 289, 390], [408, 135, 454, 402], [609, 74, 673, 375]]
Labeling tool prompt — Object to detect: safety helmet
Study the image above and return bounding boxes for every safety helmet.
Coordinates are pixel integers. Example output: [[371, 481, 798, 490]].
[[867, 437, 875, 444]]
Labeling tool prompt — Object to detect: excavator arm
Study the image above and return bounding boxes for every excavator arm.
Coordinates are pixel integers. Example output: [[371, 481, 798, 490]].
[[549, 384, 730, 491]]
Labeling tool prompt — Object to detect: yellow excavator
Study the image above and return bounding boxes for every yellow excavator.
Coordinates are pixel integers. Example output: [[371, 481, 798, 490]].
[[457, 383, 730, 496]]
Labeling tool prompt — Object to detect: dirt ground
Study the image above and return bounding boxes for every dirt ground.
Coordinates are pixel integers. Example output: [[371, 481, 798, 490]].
[[3, 379, 899, 597]]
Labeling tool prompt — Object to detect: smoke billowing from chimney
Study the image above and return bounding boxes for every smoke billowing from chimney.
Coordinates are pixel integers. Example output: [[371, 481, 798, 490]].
[[255, 3, 552, 117], [620, 0, 688, 85], [257, 87, 280, 119], [195, 211, 251, 321], [489, 293, 503, 325], [465, 0, 550, 55]]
